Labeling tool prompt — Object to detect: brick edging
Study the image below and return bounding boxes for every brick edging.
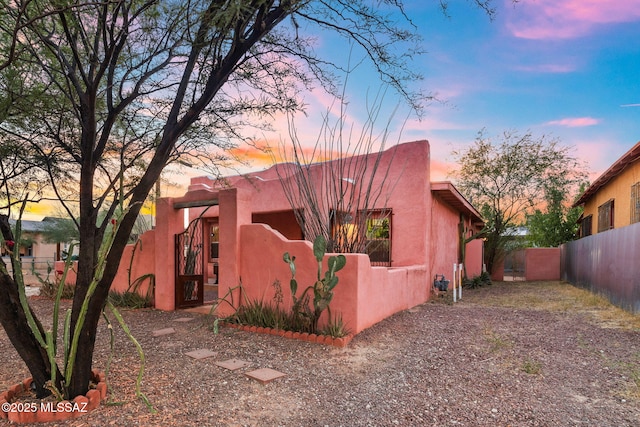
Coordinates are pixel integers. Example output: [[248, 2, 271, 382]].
[[0, 369, 107, 423], [222, 322, 353, 347]]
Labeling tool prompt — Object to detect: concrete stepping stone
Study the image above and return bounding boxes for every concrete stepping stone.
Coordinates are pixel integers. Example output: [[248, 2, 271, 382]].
[[185, 349, 218, 360], [245, 368, 286, 384], [215, 359, 251, 371], [151, 327, 176, 337], [172, 317, 195, 323]]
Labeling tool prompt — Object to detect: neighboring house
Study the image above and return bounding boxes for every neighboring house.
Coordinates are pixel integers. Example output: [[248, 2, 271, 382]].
[[574, 140, 640, 237], [1, 217, 71, 285], [103, 140, 485, 334], [563, 140, 640, 312]]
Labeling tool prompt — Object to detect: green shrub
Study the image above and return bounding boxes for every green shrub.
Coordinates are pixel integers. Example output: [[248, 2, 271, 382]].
[[108, 290, 152, 308], [227, 299, 287, 329], [320, 313, 351, 338], [224, 276, 347, 336], [464, 271, 492, 289]]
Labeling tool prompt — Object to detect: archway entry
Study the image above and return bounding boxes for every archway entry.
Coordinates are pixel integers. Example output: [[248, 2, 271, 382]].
[[154, 187, 248, 312]]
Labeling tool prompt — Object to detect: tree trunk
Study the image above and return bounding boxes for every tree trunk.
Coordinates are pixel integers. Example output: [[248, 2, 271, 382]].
[[66, 163, 160, 397]]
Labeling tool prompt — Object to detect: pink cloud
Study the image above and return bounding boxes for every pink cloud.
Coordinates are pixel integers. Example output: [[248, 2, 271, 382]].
[[570, 139, 628, 178], [545, 117, 600, 127], [514, 63, 576, 73], [505, 0, 640, 40]]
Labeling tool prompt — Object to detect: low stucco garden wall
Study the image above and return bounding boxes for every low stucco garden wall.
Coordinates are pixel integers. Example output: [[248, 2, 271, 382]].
[[524, 248, 560, 281], [54, 230, 155, 297], [491, 247, 561, 281], [229, 224, 431, 335]]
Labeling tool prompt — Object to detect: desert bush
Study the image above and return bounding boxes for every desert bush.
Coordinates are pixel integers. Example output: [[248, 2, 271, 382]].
[[39, 280, 75, 299], [108, 290, 152, 308]]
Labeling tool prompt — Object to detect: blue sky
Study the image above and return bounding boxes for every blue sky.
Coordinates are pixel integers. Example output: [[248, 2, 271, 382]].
[[243, 0, 640, 183], [404, 0, 640, 180]]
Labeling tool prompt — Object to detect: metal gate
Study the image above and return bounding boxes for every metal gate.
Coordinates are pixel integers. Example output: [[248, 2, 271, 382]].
[[504, 250, 525, 281], [175, 217, 204, 308]]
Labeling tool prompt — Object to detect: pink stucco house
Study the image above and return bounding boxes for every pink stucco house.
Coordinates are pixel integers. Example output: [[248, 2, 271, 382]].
[[106, 140, 484, 334]]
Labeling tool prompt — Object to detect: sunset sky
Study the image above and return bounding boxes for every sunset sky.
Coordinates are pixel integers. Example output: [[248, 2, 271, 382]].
[[19, 0, 640, 219], [221, 0, 640, 184]]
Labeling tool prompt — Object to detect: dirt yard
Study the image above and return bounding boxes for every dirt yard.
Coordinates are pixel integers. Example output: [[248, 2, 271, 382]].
[[1, 281, 639, 426]]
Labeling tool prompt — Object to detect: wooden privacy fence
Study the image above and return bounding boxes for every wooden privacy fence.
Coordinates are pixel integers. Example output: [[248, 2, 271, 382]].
[[561, 222, 640, 313]]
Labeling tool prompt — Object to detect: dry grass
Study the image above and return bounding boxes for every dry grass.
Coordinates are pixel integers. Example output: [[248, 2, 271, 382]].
[[521, 358, 543, 375], [482, 325, 512, 353], [465, 281, 640, 331]]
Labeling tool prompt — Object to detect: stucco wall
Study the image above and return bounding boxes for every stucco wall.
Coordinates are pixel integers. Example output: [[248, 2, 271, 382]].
[[56, 230, 156, 298], [382, 142, 431, 268], [28, 235, 58, 259], [236, 224, 430, 334], [525, 248, 561, 281], [110, 230, 156, 296], [583, 161, 640, 232], [429, 193, 484, 281], [465, 239, 483, 278], [155, 197, 186, 310], [430, 194, 460, 283], [491, 247, 561, 281]]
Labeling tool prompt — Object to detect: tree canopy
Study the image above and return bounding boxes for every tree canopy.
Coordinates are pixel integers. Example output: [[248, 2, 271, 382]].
[[452, 129, 586, 273], [525, 183, 586, 248]]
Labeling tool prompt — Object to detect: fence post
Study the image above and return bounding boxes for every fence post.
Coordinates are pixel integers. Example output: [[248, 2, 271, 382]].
[[452, 263, 457, 303], [458, 263, 463, 300]]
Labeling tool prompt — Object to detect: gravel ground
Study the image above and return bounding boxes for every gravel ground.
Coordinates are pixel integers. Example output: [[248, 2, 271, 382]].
[[1, 281, 639, 427]]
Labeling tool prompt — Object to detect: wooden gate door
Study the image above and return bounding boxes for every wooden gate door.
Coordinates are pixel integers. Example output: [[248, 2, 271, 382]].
[[175, 217, 204, 308]]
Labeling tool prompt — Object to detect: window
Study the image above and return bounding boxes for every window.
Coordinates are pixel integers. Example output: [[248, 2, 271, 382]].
[[362, 209, 392, 266], [580, 215, 593, 237], [329, 208, 392, 266], [597, 199, 614, 232], [210, 224, 219, 260], [631, 182, 640, 224]]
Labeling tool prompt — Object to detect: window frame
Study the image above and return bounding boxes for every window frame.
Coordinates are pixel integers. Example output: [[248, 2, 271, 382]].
[[580, 214, 593, 237], [360, 209, 392, 267], [631, 182, 640, 224], [597, 199, 615, 232]]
